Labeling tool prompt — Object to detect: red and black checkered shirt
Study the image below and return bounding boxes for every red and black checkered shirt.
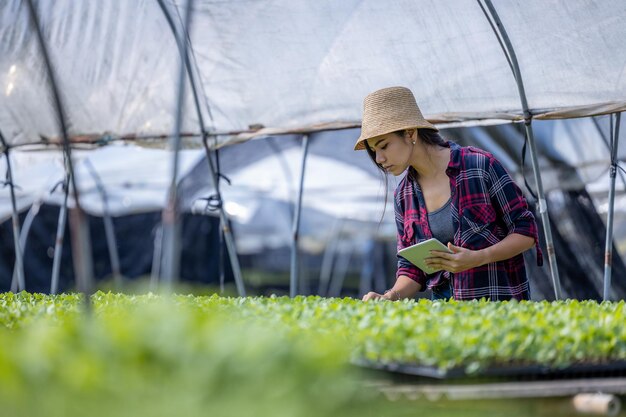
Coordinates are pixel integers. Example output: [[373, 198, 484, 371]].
[[395, 141, 543, 301]]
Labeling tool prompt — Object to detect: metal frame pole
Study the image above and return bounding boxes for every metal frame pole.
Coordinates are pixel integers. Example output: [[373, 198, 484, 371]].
[[10, 202, 39, 292], [25, 0, 94, 303], [1, 134, 26, 292], [195, 148, 246, 296], [156, 0, 245, 295], [328, 242, 353, 297], [592, 117, 626, 191], [603, 113, 621, 301], [318, 217, 343, 296], [523, 123, 562, 299], [12, 174, 72, 294], [160, 0, 193, 287], [84, 160, 122, 289], [150, 224, 163, 291], [9, 174, 74, 294], [481, 0, 562, 299], [290, 134, 310, 297], [51, 175, 69, 294], [219, 211, 245, 295]]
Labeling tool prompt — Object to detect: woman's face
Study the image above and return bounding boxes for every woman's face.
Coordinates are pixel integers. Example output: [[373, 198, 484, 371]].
[[366, 132, 412, 176]]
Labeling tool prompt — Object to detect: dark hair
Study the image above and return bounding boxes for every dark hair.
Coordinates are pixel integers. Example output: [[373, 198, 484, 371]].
[[414, 128, 446, 147], [364, 128, 446, 223], [364, 128, 446, 173]]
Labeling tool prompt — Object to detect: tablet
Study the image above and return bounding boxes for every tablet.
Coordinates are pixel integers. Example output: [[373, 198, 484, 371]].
[[398, 238, 452, 274]]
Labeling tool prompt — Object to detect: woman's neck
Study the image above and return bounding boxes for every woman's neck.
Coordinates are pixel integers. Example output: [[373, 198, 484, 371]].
[[409, 144, 449, 180]]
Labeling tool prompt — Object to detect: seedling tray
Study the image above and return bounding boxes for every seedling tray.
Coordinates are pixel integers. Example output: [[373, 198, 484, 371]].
[[355, 358, 626, 380]]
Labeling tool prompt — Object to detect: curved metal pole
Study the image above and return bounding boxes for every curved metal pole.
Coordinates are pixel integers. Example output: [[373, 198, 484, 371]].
[[157, 0, 215, 125], [328, 242, 353, 298], [10, 198, 43, 292], [604, 112, 622, 301], [156, 0, 245, 295], [160, 0, 194, 288], [358, 236, 376, 297], [290, 134, 310, 297], [1, 134, 26, 292], [481, 0, 562, 300], [219, 211, 245, 296], [8, 176, 71, 294], [198, 146, 246, 296], [218, 228, 225, 293], [150, 224, 163, 291], [84, 160, 122, 289], [10, 174, 70, 294], [592, 114, 626, 300], [25, 0, 94, 303], [592, 116, 626, 192], [318, 217, 343, 296], [267, 137, 296, 219], [50, 175, 69, 294], [200, 151, 246, 296]]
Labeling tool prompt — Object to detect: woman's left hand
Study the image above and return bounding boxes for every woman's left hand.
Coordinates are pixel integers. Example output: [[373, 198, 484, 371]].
[[426, 243, 484, 273]]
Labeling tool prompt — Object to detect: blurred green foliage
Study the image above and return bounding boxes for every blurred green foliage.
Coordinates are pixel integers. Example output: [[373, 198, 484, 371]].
[[0, 292, 377, 417], [1, 293, 625, 417]]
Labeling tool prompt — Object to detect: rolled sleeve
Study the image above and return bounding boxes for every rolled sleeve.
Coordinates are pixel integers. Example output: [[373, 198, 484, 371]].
[[487, 157, 543, 266], [397, 258, 428, 288], [394, 191, 428, 288]]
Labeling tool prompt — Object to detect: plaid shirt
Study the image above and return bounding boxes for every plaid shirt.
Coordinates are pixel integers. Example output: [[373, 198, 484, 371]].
[[395, 141, 543, 301]]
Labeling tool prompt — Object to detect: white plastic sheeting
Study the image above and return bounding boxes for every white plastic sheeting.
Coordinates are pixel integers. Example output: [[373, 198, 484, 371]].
[[213, 149, 395, 252], [222, 149, 386, 221], [0, 145, 204, 220], [1, 0, 625, 146]]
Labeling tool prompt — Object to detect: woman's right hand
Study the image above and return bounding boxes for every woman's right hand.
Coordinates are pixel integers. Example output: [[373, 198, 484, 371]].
[[362, 291, 385, 301], [362, 277, 418, 302]]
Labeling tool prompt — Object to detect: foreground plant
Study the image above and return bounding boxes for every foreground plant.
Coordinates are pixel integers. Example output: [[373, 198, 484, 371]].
[[0, 292, 625, 417]]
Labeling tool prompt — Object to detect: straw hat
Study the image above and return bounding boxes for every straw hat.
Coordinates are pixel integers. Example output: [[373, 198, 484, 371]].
[[354, 86, 438, 151]]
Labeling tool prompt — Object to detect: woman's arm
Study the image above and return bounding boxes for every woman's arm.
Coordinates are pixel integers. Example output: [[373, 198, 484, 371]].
[[426, 233, 534, 273], [362, 275, 422, 301]]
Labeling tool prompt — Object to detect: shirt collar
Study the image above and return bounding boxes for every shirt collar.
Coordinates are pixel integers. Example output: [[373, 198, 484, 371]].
[[446, 141, 462, 175]]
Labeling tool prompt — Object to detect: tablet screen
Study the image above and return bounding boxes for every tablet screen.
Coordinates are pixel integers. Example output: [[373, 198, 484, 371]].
[[397, 238, 452, 274]]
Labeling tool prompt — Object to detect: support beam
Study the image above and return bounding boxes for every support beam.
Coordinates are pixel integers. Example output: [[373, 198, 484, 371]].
[[219, 210, 246, 296], [11, 202, 39, 292], [51, 176, 69, 294], [480, 0, 562, 299], [290, 134, 310, 297], [84, 160, 123, 290], [156, 0, 245, 295], [25, 0, 94, 304], [604, 112, 622, 301], [0, 133, 25, 292], [318, 218, 343, 296], [160, 0, 193, 287]]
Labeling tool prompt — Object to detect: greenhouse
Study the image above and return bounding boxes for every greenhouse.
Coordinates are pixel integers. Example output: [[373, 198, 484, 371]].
[[1, 0, 626, 416]]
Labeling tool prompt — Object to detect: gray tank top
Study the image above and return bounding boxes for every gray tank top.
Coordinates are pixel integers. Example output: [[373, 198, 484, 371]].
[[428, 198, 455, 245]]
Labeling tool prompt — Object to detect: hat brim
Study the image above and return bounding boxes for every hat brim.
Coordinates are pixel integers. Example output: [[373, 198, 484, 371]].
[[353, 121, 439, 151]]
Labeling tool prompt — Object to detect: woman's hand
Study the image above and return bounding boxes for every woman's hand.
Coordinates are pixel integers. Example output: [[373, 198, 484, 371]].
[[362, 291, 386, 301], [426, 234, 534, 273], [426, 243, 484, 273], [362, 277, 421, 301]]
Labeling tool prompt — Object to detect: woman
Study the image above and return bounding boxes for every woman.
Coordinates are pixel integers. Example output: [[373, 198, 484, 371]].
[[358, 87, 542, 301]]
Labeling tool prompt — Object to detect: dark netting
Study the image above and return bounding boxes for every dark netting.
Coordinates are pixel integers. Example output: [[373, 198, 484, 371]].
[[0, 205, 232, 293]]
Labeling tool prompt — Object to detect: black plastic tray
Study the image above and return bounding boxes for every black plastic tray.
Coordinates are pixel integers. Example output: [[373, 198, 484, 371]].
[[354, 358, 626, 380]]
